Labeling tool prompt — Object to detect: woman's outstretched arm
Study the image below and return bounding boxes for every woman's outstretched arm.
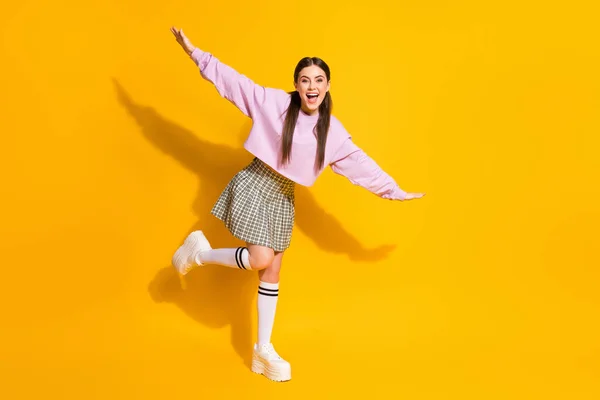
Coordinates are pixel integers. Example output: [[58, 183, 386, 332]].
[[170, 26, 269, 118], [330, 137, 426, 201]]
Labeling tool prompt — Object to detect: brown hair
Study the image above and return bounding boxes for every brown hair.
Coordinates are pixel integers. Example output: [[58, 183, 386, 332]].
[[280, 57, 332, 172]]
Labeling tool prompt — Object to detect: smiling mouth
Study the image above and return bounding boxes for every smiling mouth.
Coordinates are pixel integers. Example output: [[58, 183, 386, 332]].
[[306, 93, 319, 104]]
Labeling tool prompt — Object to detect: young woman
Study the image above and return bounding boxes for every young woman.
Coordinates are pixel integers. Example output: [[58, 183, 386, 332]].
[[169, 27, 425, 382]]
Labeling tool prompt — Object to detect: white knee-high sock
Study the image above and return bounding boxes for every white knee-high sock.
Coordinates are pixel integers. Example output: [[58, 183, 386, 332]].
[[257, 281, 279, 345], [196, 247, 251, 270]]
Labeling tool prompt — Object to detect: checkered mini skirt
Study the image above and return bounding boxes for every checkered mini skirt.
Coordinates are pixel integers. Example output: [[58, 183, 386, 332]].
[[211, 157, 296, 252]]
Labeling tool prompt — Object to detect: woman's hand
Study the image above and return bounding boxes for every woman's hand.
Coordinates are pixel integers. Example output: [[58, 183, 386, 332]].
[[403, 192, 426, 200], [170, 26, 196, 56]]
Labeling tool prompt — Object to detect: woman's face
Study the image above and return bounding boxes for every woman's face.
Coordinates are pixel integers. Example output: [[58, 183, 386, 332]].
[[294, 65, 330, 115]]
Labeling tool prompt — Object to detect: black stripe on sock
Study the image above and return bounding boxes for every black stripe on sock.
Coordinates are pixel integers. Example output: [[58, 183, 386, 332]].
[[235, 248, 242, 269], [241, 247, 248, 270], [235, 247, 247, 270], [258, 290, 279, 297], [258, 287, 278, 292]]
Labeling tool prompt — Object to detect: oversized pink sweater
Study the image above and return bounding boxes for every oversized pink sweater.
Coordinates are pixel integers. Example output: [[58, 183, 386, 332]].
[[190, 48, 407, 200]]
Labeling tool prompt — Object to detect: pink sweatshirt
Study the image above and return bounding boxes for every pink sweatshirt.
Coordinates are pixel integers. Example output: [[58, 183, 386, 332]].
[[190, 48, 407, 200]]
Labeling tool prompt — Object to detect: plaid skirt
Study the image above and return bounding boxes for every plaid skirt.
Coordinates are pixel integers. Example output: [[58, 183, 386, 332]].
[[211, 157, 296, 252]]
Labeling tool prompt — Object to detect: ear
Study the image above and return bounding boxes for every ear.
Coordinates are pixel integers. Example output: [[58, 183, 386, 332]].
[[326, 80, 331, 92]]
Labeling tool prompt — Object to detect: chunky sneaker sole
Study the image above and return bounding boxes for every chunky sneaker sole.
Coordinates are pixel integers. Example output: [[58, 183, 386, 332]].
[[172, 230, 212, 275], [251, 350, 291, 382]]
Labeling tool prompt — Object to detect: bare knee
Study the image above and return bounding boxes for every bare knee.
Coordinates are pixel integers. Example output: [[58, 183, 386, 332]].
[[259, 251, 283, 283], [248, 246, 274, 270], [260, 266, 280, 283]]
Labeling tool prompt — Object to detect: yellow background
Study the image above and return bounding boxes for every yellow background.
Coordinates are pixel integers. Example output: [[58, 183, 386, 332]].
[[1, 1, 598, 398]]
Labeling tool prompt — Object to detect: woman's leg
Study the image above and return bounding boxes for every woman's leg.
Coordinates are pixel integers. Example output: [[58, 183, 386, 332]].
[[172, 231, 275, 274], [256, 250, 283, 345], [252, 250, 291, 382]]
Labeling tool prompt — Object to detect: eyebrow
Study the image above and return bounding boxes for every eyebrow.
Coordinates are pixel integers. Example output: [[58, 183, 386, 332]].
[[300, 75, 325, 79]]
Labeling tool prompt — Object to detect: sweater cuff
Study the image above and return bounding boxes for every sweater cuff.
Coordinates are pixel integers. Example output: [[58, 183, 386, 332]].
[[382, 185, 407, 201], [190, 47, 210, 69]]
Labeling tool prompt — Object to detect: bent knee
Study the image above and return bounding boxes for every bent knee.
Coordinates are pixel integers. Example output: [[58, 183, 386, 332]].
[[249, 251, 274, 270]]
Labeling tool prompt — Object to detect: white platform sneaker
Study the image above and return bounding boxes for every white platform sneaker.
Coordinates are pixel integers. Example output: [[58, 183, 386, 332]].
[[171, 230, 212, 275], [251, 343, 291, 382]]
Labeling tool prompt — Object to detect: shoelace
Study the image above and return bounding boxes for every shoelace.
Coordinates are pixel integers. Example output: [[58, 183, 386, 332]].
[[262, 344, 282, 360]]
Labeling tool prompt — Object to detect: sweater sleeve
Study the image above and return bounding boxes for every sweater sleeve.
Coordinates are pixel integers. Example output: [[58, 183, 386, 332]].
[[329, 137, 407, 200], [190, 48, 267, 118]]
